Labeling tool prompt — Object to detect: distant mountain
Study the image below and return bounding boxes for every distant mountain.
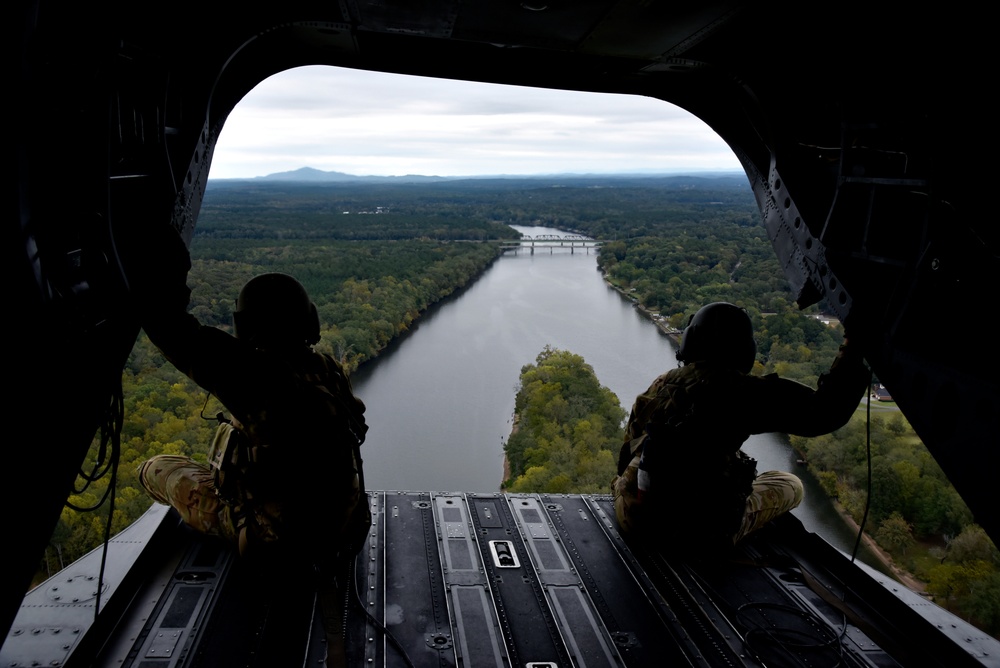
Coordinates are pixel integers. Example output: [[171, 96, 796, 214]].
[[217, 167, 457, 184], [210, 167, 744, 184]]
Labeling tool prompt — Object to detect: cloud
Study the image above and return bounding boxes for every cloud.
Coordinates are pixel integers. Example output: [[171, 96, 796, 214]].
[[211, 66, 742, 178]]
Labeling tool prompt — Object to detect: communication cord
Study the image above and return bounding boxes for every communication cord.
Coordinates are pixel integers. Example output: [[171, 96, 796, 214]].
[[735, 600, 848, 667], [351, 551, 416, 668], [850, 370, 875, 563], [690, 564, 849, 667], [63, 376, 124, 621]]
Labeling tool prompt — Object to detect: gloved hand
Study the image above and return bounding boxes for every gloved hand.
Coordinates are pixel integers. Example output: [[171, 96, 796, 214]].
[[123, 221, 192, 317], [829, 326, 870, 385]]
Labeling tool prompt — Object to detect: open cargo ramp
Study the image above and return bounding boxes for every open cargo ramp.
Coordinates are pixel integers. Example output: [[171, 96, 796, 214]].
[[5, 493, 998, 667]]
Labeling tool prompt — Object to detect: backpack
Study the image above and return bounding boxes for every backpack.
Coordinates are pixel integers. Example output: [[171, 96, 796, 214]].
[[207, 417, 252, 508], [616, 377, 758, 542], [206, 415, 283, 546], [205, 358, 372, 559]]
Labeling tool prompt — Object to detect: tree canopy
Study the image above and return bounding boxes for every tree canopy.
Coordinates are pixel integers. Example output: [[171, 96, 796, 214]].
[[503, 346, 625, 494]]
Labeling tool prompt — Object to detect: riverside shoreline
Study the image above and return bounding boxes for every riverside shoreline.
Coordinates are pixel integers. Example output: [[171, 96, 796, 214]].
[[830, 498, 928, 594]]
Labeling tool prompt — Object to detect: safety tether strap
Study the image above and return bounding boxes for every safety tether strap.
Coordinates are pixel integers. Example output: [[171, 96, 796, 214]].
[[719, 554, 920, 666]]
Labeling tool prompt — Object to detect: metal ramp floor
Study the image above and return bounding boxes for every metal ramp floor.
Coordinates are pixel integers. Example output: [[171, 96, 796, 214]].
[[4, 493, 998, 667]]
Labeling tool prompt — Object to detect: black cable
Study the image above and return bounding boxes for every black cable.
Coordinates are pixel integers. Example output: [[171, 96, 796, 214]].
[[198, 391, 232, 425], [68, 399, 118, 502], [62, 378, 124, 620], [736, 601, 847, 667], [350, 550, 417, 668], [93, 384, 123, 620], [850, 370, 875, 563], [691, 563, 849, 667]]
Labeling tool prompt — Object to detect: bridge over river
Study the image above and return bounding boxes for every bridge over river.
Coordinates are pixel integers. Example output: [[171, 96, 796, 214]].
[[498, 234, 604, 254]]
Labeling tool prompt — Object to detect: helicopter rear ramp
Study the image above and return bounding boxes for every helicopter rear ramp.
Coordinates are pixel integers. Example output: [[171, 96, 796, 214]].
[[5, 492, 998, 667]]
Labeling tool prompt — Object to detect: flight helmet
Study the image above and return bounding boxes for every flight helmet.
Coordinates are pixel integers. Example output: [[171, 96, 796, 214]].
[[234, 273, 321, 348], [676, 302, 756, 374]]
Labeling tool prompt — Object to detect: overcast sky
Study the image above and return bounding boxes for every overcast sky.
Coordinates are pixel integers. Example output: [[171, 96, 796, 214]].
[[209, 66, 742, 180]]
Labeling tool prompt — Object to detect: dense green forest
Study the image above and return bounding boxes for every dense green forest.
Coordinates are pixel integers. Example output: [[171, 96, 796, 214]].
[[187, 240, 500, 372], [503, 347, 625, 493], [792, 414, 1000, 632], [44, 176, 998, 634]]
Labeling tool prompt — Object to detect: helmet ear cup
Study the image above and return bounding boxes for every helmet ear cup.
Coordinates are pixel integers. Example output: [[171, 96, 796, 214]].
[[305, 302, 321, 346], [233, 309, 247, 341]]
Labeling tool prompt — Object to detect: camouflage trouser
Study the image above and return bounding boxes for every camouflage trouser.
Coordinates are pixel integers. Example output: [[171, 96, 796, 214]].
[[732, 469, 804, 543], [138, 453, 366, 559], [611, 453, 804, 547], [138, 455, 239, 543], [139, 453, 366, 668]]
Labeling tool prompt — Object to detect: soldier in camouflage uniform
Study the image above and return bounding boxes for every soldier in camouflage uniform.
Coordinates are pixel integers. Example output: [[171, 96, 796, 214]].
[[137, 271, 369, 562], [612, 302, 869, 554], [129, 229, 369, 664]]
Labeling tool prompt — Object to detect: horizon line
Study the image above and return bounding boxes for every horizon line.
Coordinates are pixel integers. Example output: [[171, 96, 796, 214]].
[[209, 166, 746, 181]]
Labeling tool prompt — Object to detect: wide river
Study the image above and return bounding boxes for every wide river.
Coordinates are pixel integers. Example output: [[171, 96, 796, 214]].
[[351, 225, 881, 567]]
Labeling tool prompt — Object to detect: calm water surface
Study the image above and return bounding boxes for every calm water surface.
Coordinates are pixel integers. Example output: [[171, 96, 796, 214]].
[[351, 226, 880, 566]]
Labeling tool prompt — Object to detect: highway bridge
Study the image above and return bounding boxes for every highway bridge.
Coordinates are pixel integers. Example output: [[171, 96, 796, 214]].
[[499, 235, 604, 255]]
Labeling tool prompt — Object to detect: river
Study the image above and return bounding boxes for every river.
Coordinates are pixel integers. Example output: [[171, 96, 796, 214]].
[[350, 225, 882, 567]]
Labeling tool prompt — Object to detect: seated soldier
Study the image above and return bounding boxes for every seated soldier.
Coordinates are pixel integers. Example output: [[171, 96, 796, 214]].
[[137, 272, 369, 560], [130, 230, 369, 664], [612, 302, 869, 555]]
